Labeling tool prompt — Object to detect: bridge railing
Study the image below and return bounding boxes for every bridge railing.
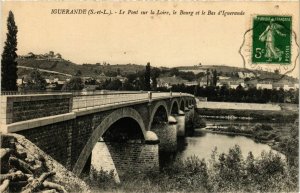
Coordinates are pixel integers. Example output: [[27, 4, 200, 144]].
[[72, 93, 149, 110], [1, 90, 144, 96], [1, 91, 194, 113], [72, 92, 193, 111]]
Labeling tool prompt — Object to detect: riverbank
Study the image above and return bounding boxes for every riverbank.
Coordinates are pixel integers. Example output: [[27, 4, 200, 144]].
[[197, 107, 298, 122], [198, 118, 298, 165], [200, 128, 277, 151], [86, 144, 298, 193]]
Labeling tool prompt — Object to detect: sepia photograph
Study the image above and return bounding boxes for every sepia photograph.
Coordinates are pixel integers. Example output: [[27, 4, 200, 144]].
[[0, 1, 299, 192]]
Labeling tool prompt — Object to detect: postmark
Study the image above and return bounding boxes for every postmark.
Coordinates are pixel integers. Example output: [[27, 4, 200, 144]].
[[239, 15, 299, 80]]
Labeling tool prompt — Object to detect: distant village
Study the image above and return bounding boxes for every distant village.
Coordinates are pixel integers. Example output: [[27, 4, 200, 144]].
[[157, 70, 299, 91], [16, 68, 299, 92], [19, 51, 63, 61], [16, 52, 299, 92]]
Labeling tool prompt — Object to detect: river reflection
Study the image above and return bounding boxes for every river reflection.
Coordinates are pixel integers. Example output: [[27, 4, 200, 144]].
[[170, 129, 284, 164]]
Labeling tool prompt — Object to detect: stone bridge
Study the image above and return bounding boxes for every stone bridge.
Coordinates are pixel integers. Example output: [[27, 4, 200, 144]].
[[0, 92, 195, 180]]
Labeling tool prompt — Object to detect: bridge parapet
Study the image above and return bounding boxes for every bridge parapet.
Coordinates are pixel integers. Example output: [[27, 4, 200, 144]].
[[1, 92, 194, 134], [72, 92, 194, 111], [0, 93, 72, 125]]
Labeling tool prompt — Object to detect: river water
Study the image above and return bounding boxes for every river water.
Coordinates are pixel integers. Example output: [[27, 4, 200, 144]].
[[170, 119, 286, 164], [176, 130, 278, 161]]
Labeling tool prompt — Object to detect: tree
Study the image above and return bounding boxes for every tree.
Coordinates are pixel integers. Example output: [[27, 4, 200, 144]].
[[62, 76, 84, 91], [106, 79, 122, 90], [170, 68, 179, 77], [206, 69, 210, 86], [1, 11, 18, 91], [212, 70, 218, 86], [24, 69, 47, 91], [75, 70, 82, 76], [144, 62, 151, 90], [151, 67, 160, 90]]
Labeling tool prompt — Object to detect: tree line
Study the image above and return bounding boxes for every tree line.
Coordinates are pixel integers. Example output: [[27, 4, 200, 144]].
[[166, 84, 299, 104]]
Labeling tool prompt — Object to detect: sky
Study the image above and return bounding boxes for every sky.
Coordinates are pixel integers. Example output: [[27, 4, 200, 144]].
[[1, 1, 299, 77]]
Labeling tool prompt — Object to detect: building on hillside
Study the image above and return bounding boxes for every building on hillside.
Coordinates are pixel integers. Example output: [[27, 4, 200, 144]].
[[229, 82, 245, 89], [115, 75, 127, 83], [22, 52, 35, 59], [83, 85, 98, 91], [45, 79, 51, 84], [20, 51, 64, 61], [272, 79, 298, 91], [97, 73, 109, 83], [256, 81, 273, 89], [199, 76, 214, 87], [218, 76, 231, 80], [273, 82, 284, 90], [237, 72, 255, 79], [217, 77, 244, 89], [184, 81, 198, 86], [56, 80, 65, 85], [17, 78, 24, 85], [199, 77, 209, 87], [179, 69, 206, 74], [157, 76, 188, 88], [244, 79, 258, 89], [283, 84, 296, 91]]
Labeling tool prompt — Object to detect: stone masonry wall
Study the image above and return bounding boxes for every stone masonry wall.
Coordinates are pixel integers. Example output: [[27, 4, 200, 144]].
[[1, 94, 72, 124], [12, 98, 70, 123], [16, 114, 94, 170], [152, 122, 177, 152], [16, 110, 113, 171], [16, 119, 74, 169], [106, 142, 159, 177]]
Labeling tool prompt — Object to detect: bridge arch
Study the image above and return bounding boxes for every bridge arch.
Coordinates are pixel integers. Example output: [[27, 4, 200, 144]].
[[148, 100, 169, 130], [73, 107, 147, 175], [170, 99, 179, 115]]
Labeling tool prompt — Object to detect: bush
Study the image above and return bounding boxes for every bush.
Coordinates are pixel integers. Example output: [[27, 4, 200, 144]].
[[261, 124, 274, 131], [253, 123, 273, 132], [88, 167, 117, 191]]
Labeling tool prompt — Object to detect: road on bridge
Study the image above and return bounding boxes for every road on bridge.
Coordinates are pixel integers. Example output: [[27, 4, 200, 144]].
[[72, 92, 191, 111]]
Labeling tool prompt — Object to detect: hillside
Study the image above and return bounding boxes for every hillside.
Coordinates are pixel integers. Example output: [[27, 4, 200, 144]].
[[16, 58, 298, 83], [17, 58, 145, 78], [177, 65, 298, 82]]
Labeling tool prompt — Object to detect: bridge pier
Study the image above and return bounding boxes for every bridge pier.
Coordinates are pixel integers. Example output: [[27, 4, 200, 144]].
[[174, 110, 185, 137], [151, 117, 177, 153], [189, 105, 195, 127], [184, 107, 191, 129], [90, 131, 159, 180], [90, 138, 120, 183]]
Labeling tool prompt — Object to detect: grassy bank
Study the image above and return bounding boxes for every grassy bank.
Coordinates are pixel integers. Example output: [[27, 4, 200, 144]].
[[197, 108, 298, 122]]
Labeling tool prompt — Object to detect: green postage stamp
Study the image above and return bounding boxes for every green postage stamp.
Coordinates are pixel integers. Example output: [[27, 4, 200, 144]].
[[252, 15, 292, 64]]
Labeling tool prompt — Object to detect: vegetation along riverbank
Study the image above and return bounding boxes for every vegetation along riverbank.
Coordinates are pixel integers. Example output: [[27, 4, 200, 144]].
[[85, 145, 298, 193]]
